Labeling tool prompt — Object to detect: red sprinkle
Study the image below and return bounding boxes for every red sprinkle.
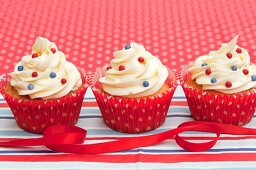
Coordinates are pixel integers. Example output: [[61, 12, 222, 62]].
[[119, 65, 125, 71], [32, 72, 38, 77], [243, 69, 249, 75], [138, 57, 145, 63], [225, 81, 232, 88], [106, 66, 112, 71], [51, 48, 56, 54], [32, 53, 38, 58], [226, 53, 232, 59], [61, 78, 67, 84], [205, 68, 211, 75], [236, 48, 242, 53]]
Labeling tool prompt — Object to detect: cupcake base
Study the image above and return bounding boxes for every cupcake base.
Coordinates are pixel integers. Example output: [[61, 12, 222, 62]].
[[90, 68, 177, 134], [0, 72, 88, 134], [179, 65, 256, 126]]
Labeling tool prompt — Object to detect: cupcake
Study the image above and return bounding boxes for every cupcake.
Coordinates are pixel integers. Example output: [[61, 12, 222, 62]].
[[0, 37, 88, 133], [90, 43, 177, 134], [179, 35, 256, 126]]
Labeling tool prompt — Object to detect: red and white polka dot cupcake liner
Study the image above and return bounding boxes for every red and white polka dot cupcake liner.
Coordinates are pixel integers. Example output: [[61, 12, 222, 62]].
[[89, 67, 177, 134], [0, 70, 89, 134], [179, 65, 256, 126]]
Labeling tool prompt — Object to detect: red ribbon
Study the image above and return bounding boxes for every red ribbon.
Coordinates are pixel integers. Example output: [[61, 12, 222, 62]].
[[1, 121, 256, 154]]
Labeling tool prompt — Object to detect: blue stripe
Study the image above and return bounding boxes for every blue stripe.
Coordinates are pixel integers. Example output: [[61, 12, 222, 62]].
[[1, 148, 256, 154], [173, 96, 186, 99]]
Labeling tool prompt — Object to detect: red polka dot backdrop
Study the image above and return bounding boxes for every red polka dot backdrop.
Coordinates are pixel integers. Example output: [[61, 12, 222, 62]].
[[0, 0, 256, 74]]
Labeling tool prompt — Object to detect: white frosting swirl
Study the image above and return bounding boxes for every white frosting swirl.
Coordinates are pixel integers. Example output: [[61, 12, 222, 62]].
[[99, 42, 168, 98], [188, 35, 256, 94], [10, 37, 82, 100]]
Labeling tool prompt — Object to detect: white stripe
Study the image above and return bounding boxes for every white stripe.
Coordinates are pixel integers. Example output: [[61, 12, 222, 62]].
[[0, 162, 256, 170], [173, 85, 185, 97]]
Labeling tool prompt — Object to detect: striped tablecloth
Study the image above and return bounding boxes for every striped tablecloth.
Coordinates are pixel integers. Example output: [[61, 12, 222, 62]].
[[0, 86, 256, 169]]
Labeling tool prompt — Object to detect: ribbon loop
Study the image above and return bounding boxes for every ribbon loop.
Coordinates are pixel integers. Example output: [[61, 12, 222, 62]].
[[175, 121, 221, 152], [43, 125, 86, 145], [1, 121, 256, 154]]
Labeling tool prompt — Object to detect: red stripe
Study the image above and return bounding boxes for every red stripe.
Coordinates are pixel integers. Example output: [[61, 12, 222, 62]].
[[0, 153, 256, 162], [82, 101, 98, 107], [0, 103, 8, 107], [0, 101, 188, 108], [171, 101, 188, 106]]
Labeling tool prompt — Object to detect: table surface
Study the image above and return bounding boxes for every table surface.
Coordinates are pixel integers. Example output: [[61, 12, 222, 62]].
[[1, 0, 256, 169]]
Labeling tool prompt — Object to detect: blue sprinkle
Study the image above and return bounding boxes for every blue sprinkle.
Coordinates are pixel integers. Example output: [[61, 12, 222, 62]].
[[231, 65, 238, 71], [125, 44, 131, 50], [50, 72, 57, 78], [201, 63, 208, 67], [143, 81, 149, 87], [211, 78, 217, 84], [251, 75, 256, 81], [28, 84, 34, 90], [17, 65, 23, 71]]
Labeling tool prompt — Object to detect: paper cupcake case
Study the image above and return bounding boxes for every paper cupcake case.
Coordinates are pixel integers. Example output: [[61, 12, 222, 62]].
[[89, 68, 177, 134], [179, 65, 256, 126], [0, 71, 89, 134]]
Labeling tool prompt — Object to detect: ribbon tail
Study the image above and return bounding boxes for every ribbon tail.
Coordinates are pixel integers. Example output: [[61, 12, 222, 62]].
[[0, 138, 44, 147]]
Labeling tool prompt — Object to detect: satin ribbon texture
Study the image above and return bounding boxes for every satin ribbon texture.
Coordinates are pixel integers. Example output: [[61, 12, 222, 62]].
[[1, 121, 256, 154]]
